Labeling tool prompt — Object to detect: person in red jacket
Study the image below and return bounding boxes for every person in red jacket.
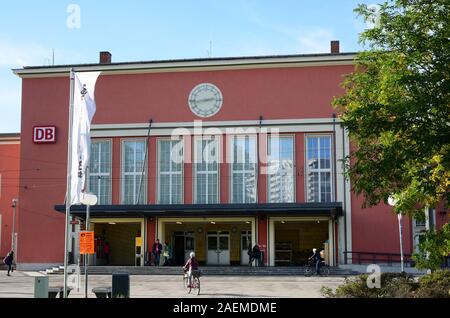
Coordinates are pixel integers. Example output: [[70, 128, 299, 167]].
[[183, 252, 199, 287]]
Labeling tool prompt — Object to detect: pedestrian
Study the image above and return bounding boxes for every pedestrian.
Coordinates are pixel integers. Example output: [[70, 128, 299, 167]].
[[247, 244, 253, 266], [162, 241, 172, 266], [183, 252, 199, 288], [252, 244, 261, 267], [308, 248, 322, 275], [103, 242, 110, 265], [3, 251, 14, 276], [152, 239, 163, 266]]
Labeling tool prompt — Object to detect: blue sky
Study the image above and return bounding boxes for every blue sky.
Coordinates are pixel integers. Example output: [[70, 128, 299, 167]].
[[0, 0, 376, 133]]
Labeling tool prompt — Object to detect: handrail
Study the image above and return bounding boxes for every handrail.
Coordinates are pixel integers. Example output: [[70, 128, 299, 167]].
[[343, 251, 414, 267]]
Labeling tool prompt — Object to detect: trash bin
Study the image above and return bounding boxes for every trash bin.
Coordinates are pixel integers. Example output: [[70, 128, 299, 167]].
[[112, 273, 130, 298], [34, 276, 49, 298], [260, 251, 265, 267]]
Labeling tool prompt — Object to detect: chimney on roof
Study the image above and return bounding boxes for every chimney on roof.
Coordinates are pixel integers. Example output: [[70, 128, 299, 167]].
[[99, 51, 112, 64], [330, 41, 340, 54]]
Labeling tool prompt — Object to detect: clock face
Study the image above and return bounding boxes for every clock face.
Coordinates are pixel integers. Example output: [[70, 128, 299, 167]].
[[188, 83, 223, 118]]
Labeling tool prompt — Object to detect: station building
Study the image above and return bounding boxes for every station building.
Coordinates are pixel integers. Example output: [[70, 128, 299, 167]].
[[8, 41, 449, 269]]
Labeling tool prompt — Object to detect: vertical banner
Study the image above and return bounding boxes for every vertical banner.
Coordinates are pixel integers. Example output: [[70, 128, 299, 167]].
[[70, 71, 101, 205]]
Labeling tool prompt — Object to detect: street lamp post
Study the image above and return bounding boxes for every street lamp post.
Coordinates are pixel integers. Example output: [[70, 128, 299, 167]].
[[388, 196, 404, 273], [11, 199, 18, 253], [80, 192, 97, 298]]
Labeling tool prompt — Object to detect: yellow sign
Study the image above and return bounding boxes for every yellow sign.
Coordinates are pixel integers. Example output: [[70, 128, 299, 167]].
[[135, 237, 142, 247], [79, 231, 95, 255]]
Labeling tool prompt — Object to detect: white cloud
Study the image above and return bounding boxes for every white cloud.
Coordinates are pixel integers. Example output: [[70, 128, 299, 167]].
[[297, 29, 335, 54], [0, 39, 52, 67]]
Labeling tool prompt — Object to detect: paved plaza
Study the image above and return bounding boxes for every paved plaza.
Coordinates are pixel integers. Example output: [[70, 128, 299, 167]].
[[0, 271, 346, 298]]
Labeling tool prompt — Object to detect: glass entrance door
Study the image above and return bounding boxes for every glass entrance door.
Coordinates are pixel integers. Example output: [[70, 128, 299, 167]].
[[207, 231, 230, 265]]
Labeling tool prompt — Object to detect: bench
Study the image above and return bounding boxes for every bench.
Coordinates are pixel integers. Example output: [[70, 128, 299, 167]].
[[92, 287, 112, 298], [48, 286, 72, 298]]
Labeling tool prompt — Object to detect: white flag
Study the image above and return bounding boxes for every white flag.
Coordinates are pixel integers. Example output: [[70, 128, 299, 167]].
[[69, 71, 101, 205]]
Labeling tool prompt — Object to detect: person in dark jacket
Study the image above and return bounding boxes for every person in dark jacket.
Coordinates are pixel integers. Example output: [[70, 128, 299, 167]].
[[252, 244, 261, 267], [247, 244, 253, 266], [183, 252, 199, 287], [3, 251, 14, 276], [309, 248, 322, 275], [152, 239, 163, 266]]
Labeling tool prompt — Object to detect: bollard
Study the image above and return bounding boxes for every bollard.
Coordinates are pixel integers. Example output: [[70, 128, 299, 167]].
[[34, 276, 49, 298], [112, 272, 130, 298]]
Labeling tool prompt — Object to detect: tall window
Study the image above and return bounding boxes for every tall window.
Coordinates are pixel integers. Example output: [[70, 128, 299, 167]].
[[121, 139, 147, 204], [231, 135, 257, 203], [194, 137, 219, 204], [158, 139, 183, 204], [268, 136, 295, 203], [306, 135, 333, 202], [89, 140, 112, 205]]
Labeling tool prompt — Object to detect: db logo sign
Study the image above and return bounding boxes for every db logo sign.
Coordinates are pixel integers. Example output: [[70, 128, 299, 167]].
[[33, 126, 56, 143]]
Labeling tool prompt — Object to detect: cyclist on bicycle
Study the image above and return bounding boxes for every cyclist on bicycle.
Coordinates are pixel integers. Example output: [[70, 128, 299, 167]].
[[183, 252, 199, 288], [308, 248, 322, 275]]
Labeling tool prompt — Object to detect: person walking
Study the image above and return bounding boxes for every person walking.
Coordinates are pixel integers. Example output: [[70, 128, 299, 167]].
[[103, 242, 110, 265], [252, 244, 261, 267], [309, 248, 322, 275], [3, 251, 14, 276], [152, 239, 163, 266], [247, 244, 253, 266], [183, 252, 199, 288]]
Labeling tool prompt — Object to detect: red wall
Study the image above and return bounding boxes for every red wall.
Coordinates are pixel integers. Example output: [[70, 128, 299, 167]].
[[257, 216, 268, 264], [0, 142, 20, 257], [16, 63, 367, 264], [351, 193, 413, 256]]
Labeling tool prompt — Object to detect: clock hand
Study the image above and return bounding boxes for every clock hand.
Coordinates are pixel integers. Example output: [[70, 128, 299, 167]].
[[196, 97, 215, 102]]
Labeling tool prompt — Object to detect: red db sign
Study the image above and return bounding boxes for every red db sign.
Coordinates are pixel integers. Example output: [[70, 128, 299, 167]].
[[33, 126, 56, 143]]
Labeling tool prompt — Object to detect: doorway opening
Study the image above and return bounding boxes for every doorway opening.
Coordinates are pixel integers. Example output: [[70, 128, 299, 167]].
[[274, 221, 329, 266], [92, 222, 141, 266]]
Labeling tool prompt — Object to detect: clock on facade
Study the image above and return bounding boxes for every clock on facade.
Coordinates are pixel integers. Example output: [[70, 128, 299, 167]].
[[188, 83, 223, 118]]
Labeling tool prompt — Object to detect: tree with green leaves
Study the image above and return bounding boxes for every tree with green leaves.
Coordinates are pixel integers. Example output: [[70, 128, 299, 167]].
[[413, 223, 450, 270], [334, 0, 450, 220]]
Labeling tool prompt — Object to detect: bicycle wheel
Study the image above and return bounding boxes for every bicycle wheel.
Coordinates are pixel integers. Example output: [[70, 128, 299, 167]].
[[193, 277, 200, 296], [304, 266, 313, 277]]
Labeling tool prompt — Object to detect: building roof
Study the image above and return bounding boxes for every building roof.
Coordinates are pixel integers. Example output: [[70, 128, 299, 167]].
[[13, 52, 357, 77], [0, 133, 20, 143], [54, 202, 343, 219]]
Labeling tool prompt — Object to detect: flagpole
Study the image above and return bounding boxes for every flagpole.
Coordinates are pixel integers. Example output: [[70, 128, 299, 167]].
[[64, 68, 75, 298]]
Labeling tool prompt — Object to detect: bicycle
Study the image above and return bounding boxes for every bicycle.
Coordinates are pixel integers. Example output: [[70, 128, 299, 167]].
[[304, 259, 330, 277], [183, 269, 201, 295]]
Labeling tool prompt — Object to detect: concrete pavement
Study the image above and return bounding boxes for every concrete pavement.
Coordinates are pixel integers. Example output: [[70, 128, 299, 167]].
[[0, 271, 346, 298]]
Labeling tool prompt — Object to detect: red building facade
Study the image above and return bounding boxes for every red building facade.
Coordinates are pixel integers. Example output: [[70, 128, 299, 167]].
[[11, 44, 449, 269], [0, 134, 20, 259]]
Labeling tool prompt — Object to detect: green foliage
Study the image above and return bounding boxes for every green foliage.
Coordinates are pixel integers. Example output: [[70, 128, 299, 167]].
[[413, 223, 450, 270], [414, 269, 450, 297], [334, 0, 450, 216], [321, 273, 417, 298], [322, 271, 450, 298]]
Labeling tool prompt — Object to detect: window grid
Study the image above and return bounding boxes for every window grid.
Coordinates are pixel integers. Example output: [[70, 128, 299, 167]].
[[121, 139, 147, 204], [306, 135, 333, 203], [194, 137, 219, 204], [158, 139, 183, 204], [88, 140, 111, 205], [231, 135, 257, 204], [268, 135, 295, 203]]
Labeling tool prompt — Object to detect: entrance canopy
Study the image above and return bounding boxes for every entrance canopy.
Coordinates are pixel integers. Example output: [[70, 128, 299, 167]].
[[54, 202, 343, 219]]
